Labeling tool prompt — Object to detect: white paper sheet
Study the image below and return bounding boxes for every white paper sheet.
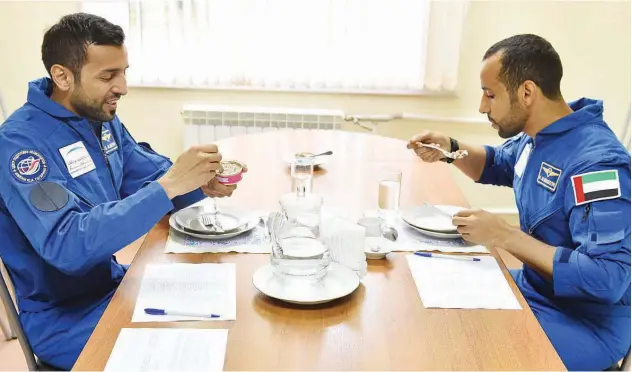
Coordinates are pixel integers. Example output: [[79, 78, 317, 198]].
[[104, 328, 228, 372], [132, 263, 236, 322], [406, 254, 522, 310]]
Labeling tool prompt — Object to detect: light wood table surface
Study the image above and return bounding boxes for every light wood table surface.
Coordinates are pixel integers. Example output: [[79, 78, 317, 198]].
[[73, 130, 565, 371]]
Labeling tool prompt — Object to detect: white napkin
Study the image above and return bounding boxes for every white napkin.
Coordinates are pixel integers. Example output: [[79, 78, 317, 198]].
[[321, 216, 367, 278]]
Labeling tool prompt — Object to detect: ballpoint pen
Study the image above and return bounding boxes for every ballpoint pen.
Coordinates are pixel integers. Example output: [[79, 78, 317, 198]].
[[144, 308, 221, 318], [414, 252, 481, 262]]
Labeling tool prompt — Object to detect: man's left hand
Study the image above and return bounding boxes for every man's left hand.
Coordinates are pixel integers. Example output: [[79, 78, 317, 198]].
[[452, 208, 514, 247], [201, 163, 248, 198], [202, 178, 237, 198]]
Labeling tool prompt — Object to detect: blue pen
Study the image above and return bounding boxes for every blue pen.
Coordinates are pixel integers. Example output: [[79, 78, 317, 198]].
[[144, 308, 221, 318], [414, 252, 481, 262]]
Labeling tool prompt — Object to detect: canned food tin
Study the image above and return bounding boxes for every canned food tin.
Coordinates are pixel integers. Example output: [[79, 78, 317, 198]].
[[216, 160, 244, 185]]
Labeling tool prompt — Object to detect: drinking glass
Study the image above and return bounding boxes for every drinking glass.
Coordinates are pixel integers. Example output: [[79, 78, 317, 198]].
[[377, 167, 402, 223]]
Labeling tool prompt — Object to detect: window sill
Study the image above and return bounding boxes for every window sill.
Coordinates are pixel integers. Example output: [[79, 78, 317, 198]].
[[127, 82, 459, 98]]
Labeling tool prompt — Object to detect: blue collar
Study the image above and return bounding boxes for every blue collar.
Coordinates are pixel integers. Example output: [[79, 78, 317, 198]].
[[537, 98, 604, 136], [27, 77, 80, 119]]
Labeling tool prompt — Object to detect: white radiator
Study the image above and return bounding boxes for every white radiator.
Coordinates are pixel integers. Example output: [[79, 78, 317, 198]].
[[181, 105, 344, 148]]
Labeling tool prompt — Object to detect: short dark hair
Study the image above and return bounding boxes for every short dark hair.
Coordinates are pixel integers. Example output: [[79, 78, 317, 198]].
[[41, 13, 125, 79], [483, 34, 563, 100]]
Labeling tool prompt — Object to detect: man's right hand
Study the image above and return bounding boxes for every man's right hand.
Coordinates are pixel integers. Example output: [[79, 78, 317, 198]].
[[406, 131, 451, 163], [158, 144, 222, 199]]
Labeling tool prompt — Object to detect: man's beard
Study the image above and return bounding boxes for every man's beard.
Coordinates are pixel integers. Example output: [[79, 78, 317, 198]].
[[491, 100, 527, 139], [71, 89, 115, 122]]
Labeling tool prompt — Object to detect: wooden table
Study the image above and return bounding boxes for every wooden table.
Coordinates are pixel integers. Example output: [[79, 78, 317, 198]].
[[73, 130, 565, 371]]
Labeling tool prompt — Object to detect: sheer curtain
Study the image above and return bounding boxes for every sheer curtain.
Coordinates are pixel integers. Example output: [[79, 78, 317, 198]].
[[83, 0, 468, 93]]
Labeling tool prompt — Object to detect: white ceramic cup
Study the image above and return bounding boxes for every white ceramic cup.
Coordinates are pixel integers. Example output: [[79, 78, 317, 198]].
[[358, 217, 382, 237]]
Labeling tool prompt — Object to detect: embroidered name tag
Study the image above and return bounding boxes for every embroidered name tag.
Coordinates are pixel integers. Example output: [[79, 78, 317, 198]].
[[102, 129, 118, 155], [537, 162, 562, 192], [59, 141, 96, 178]]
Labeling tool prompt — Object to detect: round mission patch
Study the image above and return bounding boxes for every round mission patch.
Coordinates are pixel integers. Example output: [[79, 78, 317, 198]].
[[11, 149, 48, 183]]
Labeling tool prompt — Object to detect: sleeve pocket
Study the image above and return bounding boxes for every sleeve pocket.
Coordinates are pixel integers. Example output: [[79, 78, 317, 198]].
[[594, 209, 626, 245]]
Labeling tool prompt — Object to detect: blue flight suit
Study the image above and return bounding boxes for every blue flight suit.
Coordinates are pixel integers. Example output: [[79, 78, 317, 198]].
[[0, 78, 206, 369], [478, 98, 631, 370]]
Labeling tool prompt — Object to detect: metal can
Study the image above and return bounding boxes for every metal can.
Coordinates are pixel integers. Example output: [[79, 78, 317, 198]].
[[215, 160, 244, 185]]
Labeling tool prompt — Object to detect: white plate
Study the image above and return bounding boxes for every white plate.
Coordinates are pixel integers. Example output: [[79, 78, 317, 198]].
[[252, 262, 360, 305], [284, 154, 328, 168], [403, 220, 462, 239], [169, 213, 258, 240], [174, 205, 254, 234], [400, 205, 464, 232]]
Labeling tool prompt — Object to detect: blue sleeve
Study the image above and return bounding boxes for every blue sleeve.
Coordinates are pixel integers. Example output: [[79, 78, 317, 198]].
[[119, 124, 205, 211], [552, 164, 631, 304], [477, 134, 523, 187], [0, 129, 174, 276]]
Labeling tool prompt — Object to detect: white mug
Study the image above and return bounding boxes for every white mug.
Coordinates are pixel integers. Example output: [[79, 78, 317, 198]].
[[358, 217, 382, 237]]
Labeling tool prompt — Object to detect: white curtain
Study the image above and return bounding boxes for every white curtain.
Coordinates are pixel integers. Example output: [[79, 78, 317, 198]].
[[83, 0, 468, 93]]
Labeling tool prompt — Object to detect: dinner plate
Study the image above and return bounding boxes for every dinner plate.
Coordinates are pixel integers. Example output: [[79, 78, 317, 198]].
[[403, 219, 462, 239], [400, 205, 464, 233], [169, 212, 258, 240]]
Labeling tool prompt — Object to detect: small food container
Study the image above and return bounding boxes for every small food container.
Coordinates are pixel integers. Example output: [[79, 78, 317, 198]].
[[215, 160, 244, 185], [295, 152, 314, 158]]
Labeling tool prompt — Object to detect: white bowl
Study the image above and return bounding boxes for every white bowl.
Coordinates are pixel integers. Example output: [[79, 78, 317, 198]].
[[364, 237, 394, 259]]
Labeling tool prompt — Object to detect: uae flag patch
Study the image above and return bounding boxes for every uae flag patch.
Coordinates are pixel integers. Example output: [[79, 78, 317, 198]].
[[571, 170, 621, 206]]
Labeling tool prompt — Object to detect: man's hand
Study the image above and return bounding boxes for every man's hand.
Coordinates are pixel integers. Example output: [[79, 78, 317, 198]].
[[157, 144, 222, 199], [201, 163, 248, 198], [452, 208, 515, 247], [406, 131, 451, 163], [453, 208, 557, 278]]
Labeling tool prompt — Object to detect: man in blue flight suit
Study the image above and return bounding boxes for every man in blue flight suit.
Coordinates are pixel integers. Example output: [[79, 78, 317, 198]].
[[408, 34, 630, 370], [0, 13, 242, 369]]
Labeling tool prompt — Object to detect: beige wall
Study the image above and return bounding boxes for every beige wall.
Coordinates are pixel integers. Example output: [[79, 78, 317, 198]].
[[0, 0, 630, 212]]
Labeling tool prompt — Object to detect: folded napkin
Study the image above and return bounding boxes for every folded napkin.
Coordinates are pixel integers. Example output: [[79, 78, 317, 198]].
[[321, 215, 368, 278]]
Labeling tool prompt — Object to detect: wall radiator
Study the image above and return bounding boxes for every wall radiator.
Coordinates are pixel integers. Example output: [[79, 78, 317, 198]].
[[181, 105, 345, 148]]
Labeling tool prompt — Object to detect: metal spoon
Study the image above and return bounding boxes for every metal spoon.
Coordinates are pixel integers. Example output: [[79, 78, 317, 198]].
[[313, 150, 333, 157], [415, 142, 457, 159]]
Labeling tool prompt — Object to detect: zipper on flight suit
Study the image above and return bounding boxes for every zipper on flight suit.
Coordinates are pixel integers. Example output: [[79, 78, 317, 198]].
[[528, 206, 562, 234], [63, 121, 121, 201], [582, 204, 591, 221], [518, 138, 536, 229]]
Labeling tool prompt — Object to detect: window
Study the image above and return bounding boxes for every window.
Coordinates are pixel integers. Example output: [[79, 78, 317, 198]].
[[83, 0, 468, 93]]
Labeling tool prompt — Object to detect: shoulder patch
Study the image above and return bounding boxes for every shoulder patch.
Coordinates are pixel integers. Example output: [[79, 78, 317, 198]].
[[571, 169, 621, 206], [10, 149, 48, 183]]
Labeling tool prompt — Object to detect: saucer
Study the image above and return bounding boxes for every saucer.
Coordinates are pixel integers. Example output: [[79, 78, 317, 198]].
[[252, 262, 360, 305]]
